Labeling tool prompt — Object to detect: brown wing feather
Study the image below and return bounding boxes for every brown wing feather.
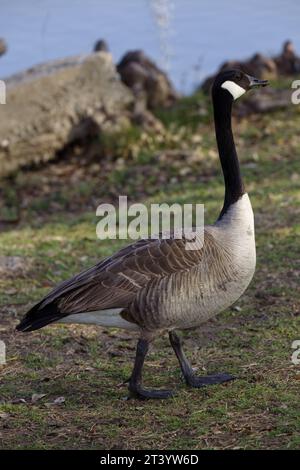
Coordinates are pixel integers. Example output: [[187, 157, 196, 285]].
[[38, 234, 205, 315]]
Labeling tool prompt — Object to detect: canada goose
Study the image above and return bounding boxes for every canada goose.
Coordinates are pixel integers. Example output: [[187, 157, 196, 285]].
[[93, 39, 109, 53], [275, 40, 300, 75], [117, 50, 178, 109], [17, 70, 268, 399], [0, 38, 7, 57]]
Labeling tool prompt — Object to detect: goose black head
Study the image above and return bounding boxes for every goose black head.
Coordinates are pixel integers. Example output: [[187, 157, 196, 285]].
[[212, 69, 268, 101]]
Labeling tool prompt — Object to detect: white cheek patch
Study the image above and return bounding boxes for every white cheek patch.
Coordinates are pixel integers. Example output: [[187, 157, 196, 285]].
[[221, 80, 246, 100]]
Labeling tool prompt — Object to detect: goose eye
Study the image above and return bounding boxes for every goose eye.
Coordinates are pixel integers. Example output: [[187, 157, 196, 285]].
[[235, 72, 242, 81]]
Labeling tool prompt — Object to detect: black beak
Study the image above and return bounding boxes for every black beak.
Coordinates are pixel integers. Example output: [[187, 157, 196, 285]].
[[246, 74, 269, 88]]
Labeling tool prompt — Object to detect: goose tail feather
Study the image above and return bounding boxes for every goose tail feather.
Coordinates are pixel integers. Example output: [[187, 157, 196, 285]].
[[16, 302, 63, 332]]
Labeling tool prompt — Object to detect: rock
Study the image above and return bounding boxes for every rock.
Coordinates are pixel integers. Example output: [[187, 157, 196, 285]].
[[0, 52, 133, 177], [236, 87, 293, 117], [93, 39, 109, 53], [201, 53, 277, 93], [223, 53, 277, 79], [117, 50, 179, 109], [0, 38, 7, 57], [201, 41, 300, 95]]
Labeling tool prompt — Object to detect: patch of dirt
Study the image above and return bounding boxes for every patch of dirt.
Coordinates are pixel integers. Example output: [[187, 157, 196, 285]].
[[0, 256, 33, 279]]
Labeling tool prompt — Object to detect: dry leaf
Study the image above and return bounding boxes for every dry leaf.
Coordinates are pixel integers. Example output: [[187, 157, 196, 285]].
[[31, 393, 46, 403], [11, 398, 26, 404], [53, 396, 65, 405]]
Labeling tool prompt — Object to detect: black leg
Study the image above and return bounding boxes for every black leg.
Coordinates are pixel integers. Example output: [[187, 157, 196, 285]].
[[128, 338, 174, 400], [169, 331, 235, 388]]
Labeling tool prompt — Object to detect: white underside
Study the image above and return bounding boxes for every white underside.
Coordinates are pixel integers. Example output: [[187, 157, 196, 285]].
[[58, 309, 140, 330]]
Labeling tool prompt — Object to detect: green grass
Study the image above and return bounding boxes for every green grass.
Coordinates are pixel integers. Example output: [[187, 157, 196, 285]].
[[0, 84, 299, 449]]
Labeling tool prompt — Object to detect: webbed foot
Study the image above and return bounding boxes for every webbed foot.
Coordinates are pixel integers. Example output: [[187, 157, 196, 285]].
[[186, 372, 235, 388]]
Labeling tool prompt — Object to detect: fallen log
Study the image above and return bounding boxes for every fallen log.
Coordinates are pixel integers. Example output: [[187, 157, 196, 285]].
[[0, 52, 133, 178]]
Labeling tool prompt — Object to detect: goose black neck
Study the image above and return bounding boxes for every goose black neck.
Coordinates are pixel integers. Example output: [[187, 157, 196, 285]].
[[213, 90, 244, 219]]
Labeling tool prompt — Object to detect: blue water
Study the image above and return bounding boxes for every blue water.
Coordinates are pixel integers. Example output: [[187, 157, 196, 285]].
[[1, 0, 300, 92]]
